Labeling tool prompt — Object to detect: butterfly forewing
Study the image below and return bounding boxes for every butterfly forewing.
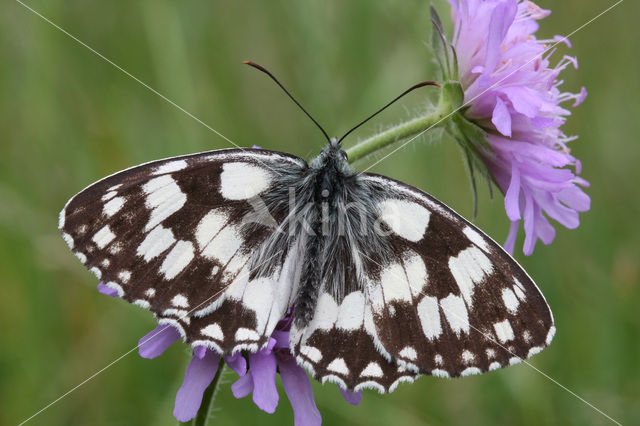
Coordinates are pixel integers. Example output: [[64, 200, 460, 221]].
[[60, 148, 306, 347]]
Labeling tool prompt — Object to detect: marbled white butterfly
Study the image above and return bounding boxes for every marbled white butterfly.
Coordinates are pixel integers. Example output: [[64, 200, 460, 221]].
[[59, 63, 554, 393]]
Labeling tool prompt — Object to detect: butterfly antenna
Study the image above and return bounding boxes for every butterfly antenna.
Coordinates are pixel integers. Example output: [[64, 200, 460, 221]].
[[338, 81, 440, 144], [243, 61, 331, 143]]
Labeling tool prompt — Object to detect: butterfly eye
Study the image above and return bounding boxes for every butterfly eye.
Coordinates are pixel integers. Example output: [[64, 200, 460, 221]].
[[340, 150, 348, 161]]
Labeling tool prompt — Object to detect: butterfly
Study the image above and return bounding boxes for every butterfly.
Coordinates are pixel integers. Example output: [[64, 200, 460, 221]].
[[59, 62, 554, 394]]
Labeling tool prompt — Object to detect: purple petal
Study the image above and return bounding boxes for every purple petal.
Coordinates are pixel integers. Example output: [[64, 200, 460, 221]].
[[504, 162, 521, 221], [558, 186, 590, 212], [480, 1, 517, 87], [500, 86, 542, 118], [340, 388, 363, 406], [173, 349, 220, 422], [138, 324, 181, 359], [97, 282, 119, 298], [491, 97, 512, 137], [504, 220, 519, 254], [193, 346, 207, 359], [272, 330, 290, 349], [225, 353, 247, 376], [231, 373, 254, 399], [279, 355, 322, 426], [249, 351, 279, 413], [573, 87, 588, 107]]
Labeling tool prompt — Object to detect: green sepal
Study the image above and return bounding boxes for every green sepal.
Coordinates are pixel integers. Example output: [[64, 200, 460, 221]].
[[446, 114, 497, 216]]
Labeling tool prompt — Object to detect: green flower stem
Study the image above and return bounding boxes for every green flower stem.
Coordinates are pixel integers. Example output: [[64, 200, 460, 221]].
[[345, 81, 464, 164], [179, 358, 226, 426]]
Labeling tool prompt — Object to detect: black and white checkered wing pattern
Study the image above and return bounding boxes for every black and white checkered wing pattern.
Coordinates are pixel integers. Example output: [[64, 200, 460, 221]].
[[360, 174, 555, 379], [60, 148, 306, 351]]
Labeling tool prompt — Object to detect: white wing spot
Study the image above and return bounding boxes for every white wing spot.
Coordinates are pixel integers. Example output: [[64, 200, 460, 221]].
[[326, 358, 349, 375], [195, 209, 229, 249], [417, 296, 442, 339], [101, 191, 117, 201], [380, 262, 411, 303], [171, 294, 189, 308], [463, 226, 490, 252], [501, 287, 520, 314], [448, 246, 493, 308], [434, 354, 443, 365], [220, 162, 272, 200], [201, 224, 242, 265], [509, 357, 522, 365], [461, 367, 482, 376], [440, 294, 470, 335], [145, 288, 156, 298], [431, 369, 450, 378], [58, 209, 66, 229], [378, 199, 431, 242], [486, 348, 496, 359], [160, 240, 195, 280], [335, 291, 365, 331], [359, 362, 384, 378], [108, 243, 122, 255], [105, 281, 124, 297], [235, 328, 260, 341], [546, 326, 556, 345], [101, 259, 110, 268], [307, 293, 339, 332], [90, 267, 102, 279], [74, 252, 87, 264], [134, 299, 150, 309], [403, 251, 428, 296], [494, 319, 515, 343], [137, 226, 176, 262], [489, 361, 502, 371], [461, 350, 476, 363], [300, 345, 322, 362], [92, 225, 115, 249], [528, 346, 543, 357], [103, 196, 125, 217], [513, 278, 526, 300], [399, 346, 418, 361], [118, 271, 131, 283], [201, 324, 224, 340], [142, 175, 187, 232], [62, 233, 74, 249], [153, 160, 188, 175]]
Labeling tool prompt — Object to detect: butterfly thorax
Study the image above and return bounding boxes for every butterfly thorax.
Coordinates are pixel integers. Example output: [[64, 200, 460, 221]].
[[242, 140, 391, 327]]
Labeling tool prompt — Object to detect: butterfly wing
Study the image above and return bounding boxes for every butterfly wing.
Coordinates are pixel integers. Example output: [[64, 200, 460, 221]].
[[359, 173, 555, 378], [60, 148, 307, 352], [289, 275, 418, 393]]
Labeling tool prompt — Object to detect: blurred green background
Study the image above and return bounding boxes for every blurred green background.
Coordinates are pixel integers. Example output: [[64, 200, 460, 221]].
[[1, 0, 638, 424]]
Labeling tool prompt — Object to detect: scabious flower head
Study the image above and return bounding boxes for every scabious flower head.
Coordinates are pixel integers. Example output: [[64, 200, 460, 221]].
[[440, 0, 590, 255]]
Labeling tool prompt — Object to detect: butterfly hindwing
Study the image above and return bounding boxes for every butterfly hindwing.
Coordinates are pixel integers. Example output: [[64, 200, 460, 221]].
[[289, 290, 418, 393], [60, 148, 307, 349], [360, 174, 555, 378]]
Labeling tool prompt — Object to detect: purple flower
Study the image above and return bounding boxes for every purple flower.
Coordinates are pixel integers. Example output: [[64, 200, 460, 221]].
[[446, 0, 590, 255]]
